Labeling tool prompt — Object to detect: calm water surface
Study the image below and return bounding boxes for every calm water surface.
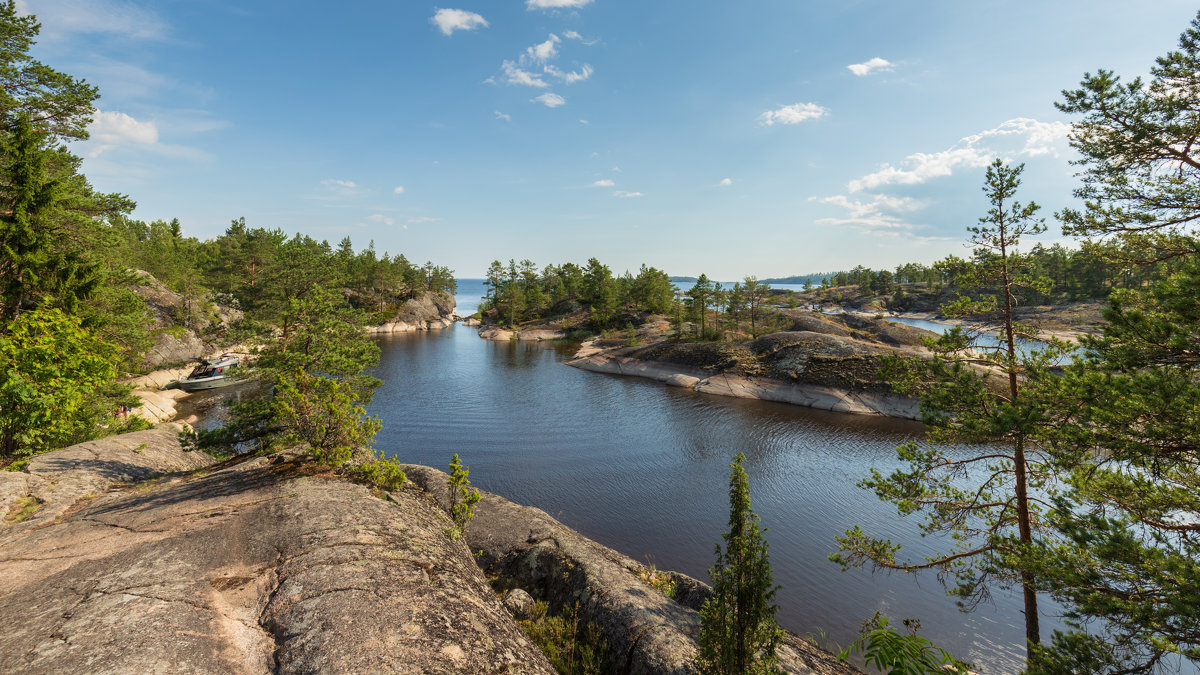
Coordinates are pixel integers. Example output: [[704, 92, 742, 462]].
[[365, 282, 1056, 673]]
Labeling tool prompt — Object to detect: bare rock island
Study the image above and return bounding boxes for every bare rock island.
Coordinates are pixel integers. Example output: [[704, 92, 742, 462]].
[[568, 312, 934, 420], [366, 290, 459, 334]]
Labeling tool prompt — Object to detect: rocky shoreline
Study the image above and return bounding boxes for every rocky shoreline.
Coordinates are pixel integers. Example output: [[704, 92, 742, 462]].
[[0, 430, 860, 674], [567, 348, 921, 419]]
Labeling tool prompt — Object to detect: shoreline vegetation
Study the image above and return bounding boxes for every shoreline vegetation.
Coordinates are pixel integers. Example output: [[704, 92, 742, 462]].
[[473, 275, 1103, 419]]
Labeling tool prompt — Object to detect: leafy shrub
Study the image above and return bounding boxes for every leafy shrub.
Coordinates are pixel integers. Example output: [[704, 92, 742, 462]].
[[837, 613, 969, 675]]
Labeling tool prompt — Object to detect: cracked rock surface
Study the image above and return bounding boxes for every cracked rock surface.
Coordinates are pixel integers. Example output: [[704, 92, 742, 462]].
[[0, 430, 553, 674]]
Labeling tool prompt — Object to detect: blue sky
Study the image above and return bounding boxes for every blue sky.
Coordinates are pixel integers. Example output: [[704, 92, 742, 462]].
[[26, 0, 1200, 279]]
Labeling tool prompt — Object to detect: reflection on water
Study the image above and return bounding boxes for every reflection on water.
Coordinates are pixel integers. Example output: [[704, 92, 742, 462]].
[[366, 320, 1061, 673]]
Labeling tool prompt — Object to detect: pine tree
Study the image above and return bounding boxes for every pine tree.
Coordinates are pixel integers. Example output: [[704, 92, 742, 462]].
[[698, 453, 783, 675], [834, 160, 1070, 665]]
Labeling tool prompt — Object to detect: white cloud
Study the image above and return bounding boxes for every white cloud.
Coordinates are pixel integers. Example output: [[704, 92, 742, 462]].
[[847, 57, 893, 77], [393, 185, 406, 194], [613, 190, 643, 198], [533, 93, 566, 108], [564, 30, 582, 39], [814, 193, 925, 235], [718, 178, 733, 187], [82, 110, 211, 162], [367, 214, 395, 226], [495, 111, 512, 122], [611, 167, 621, 172], [847, 117, 1071, 192], [545, 63, 593, 84], [87, 110, 158, 154], [578, 119, 589, 124], [591, 179, 615, 187], [757, 102, 828, 126], [408, 216, 440, 224], [19, 0, 168, 40], [322, 179, 357, 189], [523, 35, 561, 64], [431, 8, 488, 35], [502, 60, 549, 88], [526, 0, 592, 9]]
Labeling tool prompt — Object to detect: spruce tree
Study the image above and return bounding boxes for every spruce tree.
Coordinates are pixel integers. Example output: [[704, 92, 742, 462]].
[[698, 453, 783, 675]]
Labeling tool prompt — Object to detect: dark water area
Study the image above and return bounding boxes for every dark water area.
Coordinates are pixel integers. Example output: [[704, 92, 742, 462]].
[[367, 280, 1060, 673]]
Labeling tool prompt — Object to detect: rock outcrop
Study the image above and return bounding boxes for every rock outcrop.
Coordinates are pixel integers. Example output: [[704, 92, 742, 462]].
[[131, 270, 243, 369], [2, 430, 862, 675], [568, 323, 926, 419], [477, 326, 567, 342], [404, 465, 862, 675], [0, 431, 554, 674], [366, 291, 458, 334]]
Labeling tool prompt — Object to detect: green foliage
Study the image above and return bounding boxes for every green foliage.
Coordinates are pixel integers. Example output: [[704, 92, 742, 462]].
[[447, 453, 481, 540], [0, 1, 99, 142], [637, 562, 678, 599], [480, 257, 677, 333], [1024, 259, 1200, 672], [698, 452, 783, 675], [838, 614, 969, 675], [1056, 10, 1200, 260], [271, 371, 382, 467], [1010, 14, 1200, 672], [518, 601, 609, 675], [352, 455, 408, 491], [201, 286, 384, 463], [0, 307, 117, 457]]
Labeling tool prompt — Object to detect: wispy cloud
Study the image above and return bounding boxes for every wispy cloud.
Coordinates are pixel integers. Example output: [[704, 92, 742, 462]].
[[817, 117, 1071, 237], [813, 194, 926, 236], [367, 214, 395, 226], [533, 93, 566, 108], [613, 190, 643, 198], [527, 0, 592, 9], [317, 178, 363, 199], [502, 60, 549, 88], [847, 57, 893, 77], [718, 178, 733, 187], [757, 102, 828, 126], [408, 216, 440, 224], [393, 185, 406, 194], [847, 117, 1070, 192], [431, 8, 488, 35], [498, 33, 595, 92], [591, 179, 615, 187], [545, 63, 593, 83], [495, 111, 512, 122], [19, 0, 168, 40]]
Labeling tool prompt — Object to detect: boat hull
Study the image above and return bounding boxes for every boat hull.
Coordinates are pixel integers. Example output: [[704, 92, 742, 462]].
[[178, 375, 242, 392]]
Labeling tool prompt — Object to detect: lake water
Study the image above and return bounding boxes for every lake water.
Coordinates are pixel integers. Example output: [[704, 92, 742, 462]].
[[365, 280, 1053, 673]]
